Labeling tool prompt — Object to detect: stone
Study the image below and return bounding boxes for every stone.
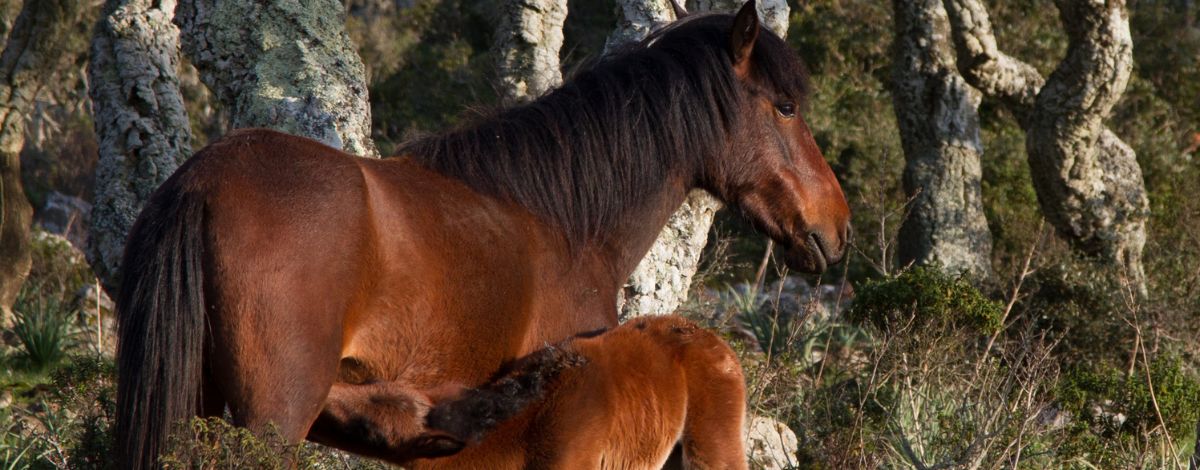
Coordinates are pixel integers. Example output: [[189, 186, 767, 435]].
[[38, 191, 91, 250], [746, 415, 799, 470]]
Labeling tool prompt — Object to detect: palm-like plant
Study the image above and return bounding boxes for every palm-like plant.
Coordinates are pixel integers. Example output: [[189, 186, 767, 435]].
[[11, 288, 76, 371]]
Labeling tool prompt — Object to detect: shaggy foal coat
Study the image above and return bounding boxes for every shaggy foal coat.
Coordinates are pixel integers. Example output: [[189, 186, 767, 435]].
[[336, 316, 748, 467], [418, 315, 749, 469]]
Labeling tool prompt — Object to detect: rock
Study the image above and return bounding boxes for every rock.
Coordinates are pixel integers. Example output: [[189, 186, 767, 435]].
[[746, 415, 798, 470], [37, 191, 91, 251]]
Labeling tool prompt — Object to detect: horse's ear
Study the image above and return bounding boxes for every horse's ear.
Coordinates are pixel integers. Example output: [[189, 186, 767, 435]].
[[730, 0, 759, 77], [669, 0, 688, 19]]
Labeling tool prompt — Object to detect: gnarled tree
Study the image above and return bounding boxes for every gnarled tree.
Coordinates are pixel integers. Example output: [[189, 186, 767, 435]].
[[89, 0, 193, 289], [175, 0, 378, 157], [891, 0, 992, 280], [942, 0, 1148, 288], [0, 0, 95, 322]]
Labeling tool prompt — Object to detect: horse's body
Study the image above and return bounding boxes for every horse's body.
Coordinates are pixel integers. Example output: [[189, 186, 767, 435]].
[[115, 3, 850, 467], [417, 316, 747, 469]]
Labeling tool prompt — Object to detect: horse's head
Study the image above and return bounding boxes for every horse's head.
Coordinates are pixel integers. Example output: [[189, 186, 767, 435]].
[[688, 1, 851, 273]]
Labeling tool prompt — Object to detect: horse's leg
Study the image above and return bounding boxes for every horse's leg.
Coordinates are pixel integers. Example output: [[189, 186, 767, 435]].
[[198, 366, 225, 418], [205, 272, 349, 444]]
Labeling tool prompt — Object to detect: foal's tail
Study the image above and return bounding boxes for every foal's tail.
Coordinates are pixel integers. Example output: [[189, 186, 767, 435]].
[[424, 345, 587, 444], [114, 180, 208, 470]]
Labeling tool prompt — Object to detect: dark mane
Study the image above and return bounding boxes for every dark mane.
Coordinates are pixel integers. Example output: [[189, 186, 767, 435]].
[[399, 13, 810, 246]]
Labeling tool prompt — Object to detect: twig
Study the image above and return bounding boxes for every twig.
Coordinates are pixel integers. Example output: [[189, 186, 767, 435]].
[[973, 220, 1043, 380]]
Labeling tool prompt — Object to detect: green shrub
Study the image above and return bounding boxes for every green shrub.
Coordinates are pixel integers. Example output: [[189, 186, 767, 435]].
[[10, 289, 76, 372], [160, 417, 383, 469], [1059, 355, 1200, 464], [847, 267, 1003, 336]]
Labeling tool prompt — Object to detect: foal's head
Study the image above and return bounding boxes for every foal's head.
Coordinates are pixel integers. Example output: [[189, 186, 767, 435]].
[[655, 2, 852, 273]]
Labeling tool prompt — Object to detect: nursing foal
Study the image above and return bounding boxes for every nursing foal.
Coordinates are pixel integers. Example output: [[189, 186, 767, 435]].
[[319, 315, 747, 469]]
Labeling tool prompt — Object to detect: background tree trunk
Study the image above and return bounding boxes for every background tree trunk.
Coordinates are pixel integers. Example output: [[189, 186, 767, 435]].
[[605, 0, 677, 53], [891, 0, 992, 280], [612, 0, 789, 318], [494, 0, 567, 103], [88, 0, 193, 290], [175, 0, 378, 157], [943, 0, 1149, 289], [0, 0, 95, 323]]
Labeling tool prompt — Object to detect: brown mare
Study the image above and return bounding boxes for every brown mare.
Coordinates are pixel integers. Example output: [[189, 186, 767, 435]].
[[114, 2, 849, 467], [327, 315, 748, 468]]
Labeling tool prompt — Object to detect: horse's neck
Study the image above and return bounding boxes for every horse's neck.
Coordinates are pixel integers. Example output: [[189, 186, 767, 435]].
[[584, 177, 692, 287]]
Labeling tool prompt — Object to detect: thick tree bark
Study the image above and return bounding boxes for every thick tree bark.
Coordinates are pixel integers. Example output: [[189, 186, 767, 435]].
[[0, 0, 95, 322], [943, 0, 1149, 288], [176, 0, 378, 157], [494, 0, 567, 103], [686, 0, 789, 39], [605, 0, 677, 54], [891, 0, 992, 280], [88, 0, 193, 290], [611, 0, 788, 318]]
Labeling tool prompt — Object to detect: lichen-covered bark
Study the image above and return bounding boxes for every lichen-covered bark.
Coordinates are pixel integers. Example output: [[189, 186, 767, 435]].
[[605, 0, 677, 54], [494, 0, 567, 103], [943, 0, 1149, 287], [0, 0, 95, 322], [88, 0, 194, 290], [687, 0, 789, 38], [891, 0, 992, 280], [176, 0, 378, 157], [612, 0, 789, 318]]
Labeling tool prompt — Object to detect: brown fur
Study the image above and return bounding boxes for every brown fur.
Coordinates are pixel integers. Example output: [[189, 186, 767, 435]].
[[413, 316, 748, 469], [113, 2, 849, 467]]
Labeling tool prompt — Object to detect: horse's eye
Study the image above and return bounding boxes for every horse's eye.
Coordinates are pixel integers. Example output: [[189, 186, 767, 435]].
[[775, 102, 796, 118]]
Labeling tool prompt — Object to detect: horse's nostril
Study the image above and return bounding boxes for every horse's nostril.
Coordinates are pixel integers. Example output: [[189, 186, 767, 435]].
[[812, 228, 846, 266]]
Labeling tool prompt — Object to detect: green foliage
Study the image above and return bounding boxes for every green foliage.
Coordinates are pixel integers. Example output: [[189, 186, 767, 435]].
[[368, 0, 498, 153], [160, 417, 379, 469], [847, 267, 1003, 336], [1059, 356, 1200, 465], [10, 289, 76, 372], [26, 230, 91, 296], [51, 357, 117, 469]]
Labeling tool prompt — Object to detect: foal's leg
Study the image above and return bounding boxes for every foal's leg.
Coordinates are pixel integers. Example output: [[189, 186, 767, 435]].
[[677, 335, 749, 470]]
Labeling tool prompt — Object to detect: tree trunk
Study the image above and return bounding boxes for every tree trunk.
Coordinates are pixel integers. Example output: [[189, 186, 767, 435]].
[[605, 0, 677, 54], [686, 0, 789, 39], [494, 0, 567, 103], [942, 0, 1149, 289], [88, 0, 194, 290], [175, 0, 378, 157], [0, 0, 95, 323], [891, 0, 992, 280], [612, 0, 789, 318]]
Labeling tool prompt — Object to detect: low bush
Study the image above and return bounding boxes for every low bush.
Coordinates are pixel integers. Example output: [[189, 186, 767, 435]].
[[847, 267, 1003, 337]]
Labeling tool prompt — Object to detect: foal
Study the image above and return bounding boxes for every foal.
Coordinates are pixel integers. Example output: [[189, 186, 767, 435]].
[[321, 316, 748, 469]]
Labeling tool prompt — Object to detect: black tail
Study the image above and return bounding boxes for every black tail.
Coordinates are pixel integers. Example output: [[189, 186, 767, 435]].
[[424, 345, 587, 444], [115, 182, 207, 470]]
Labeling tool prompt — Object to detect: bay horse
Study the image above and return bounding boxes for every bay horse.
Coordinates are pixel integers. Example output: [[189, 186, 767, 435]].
[[318, 315, 746, 468], [114, 1, 849, 467]]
